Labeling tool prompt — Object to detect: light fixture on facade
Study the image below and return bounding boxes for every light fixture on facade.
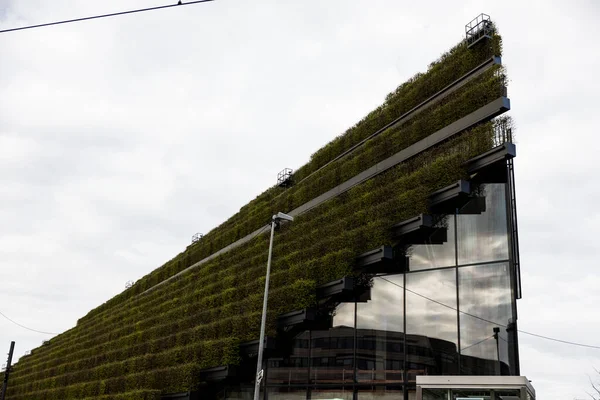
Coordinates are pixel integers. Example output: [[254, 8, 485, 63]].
[[253, 212, 294, 400]]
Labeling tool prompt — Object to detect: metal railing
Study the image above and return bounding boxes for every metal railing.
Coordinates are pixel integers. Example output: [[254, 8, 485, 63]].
[[465, 13, 494, 48], [493, 117, 513, 147], [191, 233, 204, 243]]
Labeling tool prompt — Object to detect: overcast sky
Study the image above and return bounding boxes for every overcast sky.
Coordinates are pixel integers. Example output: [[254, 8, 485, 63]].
[[1, 1, 599, 399]]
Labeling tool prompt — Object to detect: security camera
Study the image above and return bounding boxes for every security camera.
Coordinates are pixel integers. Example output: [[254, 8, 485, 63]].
[[274, 212, 294, 222]]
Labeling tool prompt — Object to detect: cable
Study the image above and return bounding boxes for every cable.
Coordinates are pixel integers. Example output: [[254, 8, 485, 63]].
[[0, 309, 58, 336], [377, 276, 600, 350], [517, 330, 600, 349], [4, 269, 598, 347], [0, 0, 214, 34], [461, 335, 494, 352]]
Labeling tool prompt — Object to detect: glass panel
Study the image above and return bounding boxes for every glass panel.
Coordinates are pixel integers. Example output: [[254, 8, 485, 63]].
[[224, 385, 253, 399], [267, 331, 309, 384], [496, 390, 522, 399], [311, 387, 353, 400], [526, 389, 535, 400], [357, 385, 404, 399], [422, 389, 447, 400], [457, 184, 509, 265], [459, 263, 514, 376], [406, 215, 456, 271], [405, 268, 459, 379], [266, 387, 308, 400], [311, 302, 355, 384], [451, 389, 491, 399], [356, 275, 404, 384]]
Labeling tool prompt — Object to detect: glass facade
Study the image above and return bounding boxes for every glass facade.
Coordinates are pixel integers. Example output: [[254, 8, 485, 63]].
[[267, 387, 306, 400], [229, 183, 520, 399], [459, 262, 513, 375], [311, 302, 355, 384], [457, 184, 510, 265], [357, 386, 404, 399], [266, 330, 309, 385], [356, 275, 404, 384], [406, 216, 456, 271], [405, 268, 459, 378]]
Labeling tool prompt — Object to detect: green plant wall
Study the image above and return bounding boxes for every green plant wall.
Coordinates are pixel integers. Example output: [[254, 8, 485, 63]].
[[4, 32, 507, 399]]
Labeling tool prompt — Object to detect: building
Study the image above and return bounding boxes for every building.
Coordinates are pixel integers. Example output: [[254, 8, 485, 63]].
[[1, 14, 524, 400]]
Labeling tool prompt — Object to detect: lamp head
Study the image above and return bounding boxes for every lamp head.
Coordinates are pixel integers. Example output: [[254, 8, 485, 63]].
[[274, 212, 294, 222]]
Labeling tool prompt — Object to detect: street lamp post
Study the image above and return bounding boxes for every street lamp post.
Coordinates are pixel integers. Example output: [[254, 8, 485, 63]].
[[493, 326, 501, 375], [253, 212, 294, 400]]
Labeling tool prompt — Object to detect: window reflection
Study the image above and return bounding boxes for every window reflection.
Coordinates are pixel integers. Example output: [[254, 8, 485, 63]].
[[224, 386, 253, 399], [406, 215, 456, 271], [495, 390, 522, 399], [266, 331, 309, 385], [451, 389, 492, 399], [457, 184, 509, 265], [266, 260, 517, 390], [459, 263, 513, 375], [405, 268, 458, 378], [266, 387, 307, 400], [356, 275, 404, 384], [311, 387, 353, 399], [422, 388, 447, 400], [407, 389, 417, 400], [356, 385, 404, 399], [311, 302, 355, 384]]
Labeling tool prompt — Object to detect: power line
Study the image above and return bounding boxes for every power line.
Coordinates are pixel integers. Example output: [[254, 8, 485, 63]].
[[517, 330, 600, 349], [461, 335, 494, 352], [0, 0, 215, 34], [0, 309, 58, 336], [377, 276, 600, 350], [2, 272, 597, 347]]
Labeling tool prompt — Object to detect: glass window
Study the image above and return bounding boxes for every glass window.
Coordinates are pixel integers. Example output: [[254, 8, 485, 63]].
[[224, 385, 254, 399], [406, 215, 456, 271], [267, 331, 309, 384], [311, 302, 356, 384], [451, 389, 491, 399], [405, 268, 458, 378], [457, 184, 509, 265], [459, 263, 514, 376], [422, 389, 447, 400], [357, 385, 404, 399], [496, 390, 522, 399], [311, 387, 353, 399], [356, 275, 404, 384], [407, 389, 417, 400], [266, 387, 308, 400]]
